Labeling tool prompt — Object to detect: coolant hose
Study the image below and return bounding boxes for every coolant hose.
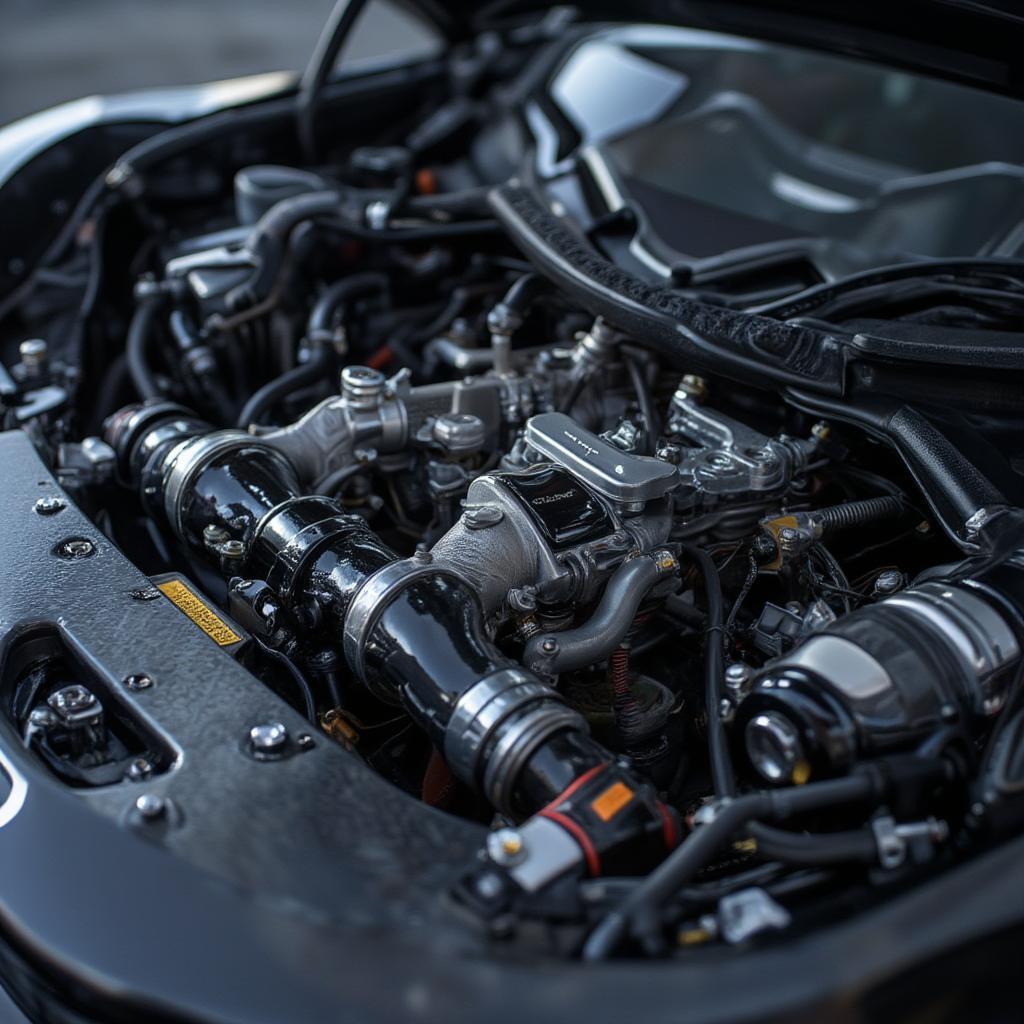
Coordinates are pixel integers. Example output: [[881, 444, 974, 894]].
[[524, 554, 670, 675], [126, 292, 164, 400]]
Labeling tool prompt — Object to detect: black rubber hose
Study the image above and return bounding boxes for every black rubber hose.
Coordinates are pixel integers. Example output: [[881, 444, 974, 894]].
[[236, 346, 332, 429], [623, 349, 658, 455], [306, 271, 390, 339], [405, 186, 493, 219], [228, 191, 344, 311], [313, 457, 376, 497], [582, 773, 877, 960], [815, 495, 905, 534], [236, 273, 388, 428], [523, 555, 666, 674], [678, 542, 734, 799], [500, 272, 549, 317], [296, 0, 370, 161], [746, 823, 878, 865], [785, 390, 1006, 550], [126, 293, 164, 400]]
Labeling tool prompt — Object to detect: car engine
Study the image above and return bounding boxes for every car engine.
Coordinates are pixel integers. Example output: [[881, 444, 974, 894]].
[[2, 11, 1024, 979]]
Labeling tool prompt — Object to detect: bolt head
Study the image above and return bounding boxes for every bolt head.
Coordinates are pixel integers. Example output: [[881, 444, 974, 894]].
[[873, 569, 904, 597], [19, 338, 48, 369], [250, 722, 288, 753], [127, 758, 153, 782], [487, 828, 526, 866], [54, 537, 95, 559], [724, 663, 752, 694], [134, 793, 166, 820], [124, 673, 153, 692], [34, 496, 64, 516], [540, 638, 558, 654], [48, 685, 95, 714]]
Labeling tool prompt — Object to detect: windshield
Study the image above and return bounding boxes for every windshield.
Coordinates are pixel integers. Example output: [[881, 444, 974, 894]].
[[548, 26, 1024, 266]]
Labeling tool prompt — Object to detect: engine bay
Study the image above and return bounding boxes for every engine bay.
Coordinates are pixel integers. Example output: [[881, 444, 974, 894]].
[[1, 12, 1024, 980]]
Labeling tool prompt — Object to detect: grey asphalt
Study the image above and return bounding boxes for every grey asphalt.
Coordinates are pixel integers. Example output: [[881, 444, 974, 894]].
[[0, 0, 432, 126]]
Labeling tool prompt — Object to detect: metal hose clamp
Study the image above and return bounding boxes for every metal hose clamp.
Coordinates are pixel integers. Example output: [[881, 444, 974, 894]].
[[483, 702, 588, 816], [342, 555, 463, 685], [444, 669, 558, 786]]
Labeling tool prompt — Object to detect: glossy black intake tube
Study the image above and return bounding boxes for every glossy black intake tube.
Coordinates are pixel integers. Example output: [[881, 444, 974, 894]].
[[110, 409, 624, 821]]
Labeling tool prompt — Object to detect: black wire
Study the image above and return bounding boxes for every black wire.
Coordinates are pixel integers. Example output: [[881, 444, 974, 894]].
[[724, 552, 759, 639], [677, 542, 734, 800], [752, 257, 1024, 320], [251, 636, 318, 722], [622, 349, 658, 455]]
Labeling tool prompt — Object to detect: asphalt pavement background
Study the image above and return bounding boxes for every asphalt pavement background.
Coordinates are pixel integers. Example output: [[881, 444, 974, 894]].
[[0, 0, 432, 125]]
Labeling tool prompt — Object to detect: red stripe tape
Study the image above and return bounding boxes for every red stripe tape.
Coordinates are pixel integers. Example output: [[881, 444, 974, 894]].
[[657, 802, 679, 851], [539, 809, 602, 877], [541, 762, 609, 814]]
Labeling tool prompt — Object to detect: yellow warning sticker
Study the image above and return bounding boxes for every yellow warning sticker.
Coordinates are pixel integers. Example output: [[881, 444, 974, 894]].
[[590, 781, 635, 822], [157, 579, 242, 647]]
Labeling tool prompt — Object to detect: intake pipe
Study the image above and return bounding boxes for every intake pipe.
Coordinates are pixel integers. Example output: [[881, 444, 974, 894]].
[[106, 403, 678, 882]]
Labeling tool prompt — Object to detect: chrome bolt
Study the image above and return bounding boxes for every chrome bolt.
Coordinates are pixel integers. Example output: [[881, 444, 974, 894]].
[[123, 673, 153, 692], [19, 338, 48, 375], [127, 758, 153, 782], [48, 685, 95, 714], [54, 537, 95, 559], [134, 793, 166, 821], [219, 539, 245, 559], [250, 722, 288, 754], [203, 524, 230, 549], [296, 733, 314, 751], [724, 663, 752, 696], [34, 496, 64, 516], [540, 638, 558, 654]]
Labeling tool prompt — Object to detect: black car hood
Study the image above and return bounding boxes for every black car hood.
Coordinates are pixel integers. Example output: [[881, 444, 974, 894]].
[[425, 0, 1024, 98]]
